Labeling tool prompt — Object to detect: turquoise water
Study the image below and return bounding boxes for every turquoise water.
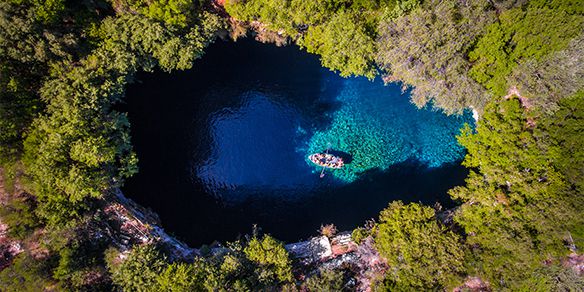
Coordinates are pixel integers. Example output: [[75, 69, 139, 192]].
[[304, 78, 474, 182], [123, 39, 473, 245]]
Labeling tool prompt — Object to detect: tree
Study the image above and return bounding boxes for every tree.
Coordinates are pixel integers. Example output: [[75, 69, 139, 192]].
[[0, 252, 55, 291], [107, 245, 167, 291], [93, 12, 223, 73], [225, 0, 294, 34], [0, 2, 76, 64], [21, 11, 223, 225], [0, 61, 42, 161], [157, 260, 216, 292], [0, 194, 39, 239], [52, 238, 111, 291], [22, 64, 137, 224], [244, 235, 294, 286], [507, 35, 584, 115], [450, 97, 584, 289], [519, 264, 584, 291], [469, 0, 584, 96], [110, 0, 203, 28], [546, 92, 584, 195], [374, 201, 464, 290], [225, 0, 380, 78], [0, 1, 78, 161], [7, 0, 65, 23], [300, 11, 377, 79], [376, 0, 494, 114]]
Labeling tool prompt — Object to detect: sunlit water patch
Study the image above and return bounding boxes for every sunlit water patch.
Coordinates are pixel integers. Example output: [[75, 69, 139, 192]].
[[306, 79, 474, 182]]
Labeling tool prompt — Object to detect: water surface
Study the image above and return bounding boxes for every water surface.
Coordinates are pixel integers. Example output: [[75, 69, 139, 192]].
[[122, 39, 471, 246]]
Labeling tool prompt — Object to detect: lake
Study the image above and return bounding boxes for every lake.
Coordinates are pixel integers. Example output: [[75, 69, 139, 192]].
[[122, 38, 473, 246]]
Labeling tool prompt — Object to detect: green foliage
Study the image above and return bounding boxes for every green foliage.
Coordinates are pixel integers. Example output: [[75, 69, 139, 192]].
[[225, 0, 379, 78], [0, 2, 77, 64], [450, 97, 584, 290], [469, 1, 584, 96], [518, 264, 584, 292], [455, 99, 553, 191], [380, 0, 421, 20], [108, 244, 167, 291], [508, 34, 584, 115], [0, 253, 55, 291], [214, 252, 252, 289], [351, 227, 369, 244], [0, 195, 39, 239], [0, 160, 19, 193], [139, 0, 194, 27], [8, 0, 65, 23], [22, 64, 136, 224], [0, 2, 225, 288], [0, 2, 72, 161], [156, 260, 216, 291], [20, 11, 222, 225], [303, 269, 345, 291], [52, 237, 111, 290], [546, 92, 584, 194], [244, 235, 294, 286], [0, 67, 41, 161], [225, 0, 293, 33], [1, 0, 583, 291], [374, 201, 464, 290], [94, 12, 223, 73], [107, 239, 292, 291], [113, 0, 215, 28], [300, 11, 377, 79], [376, 0, 494, 114], [288, 0, 343, 28]]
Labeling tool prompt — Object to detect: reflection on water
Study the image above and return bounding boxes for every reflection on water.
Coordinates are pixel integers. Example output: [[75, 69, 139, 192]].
[[122, 39, 470, 246]]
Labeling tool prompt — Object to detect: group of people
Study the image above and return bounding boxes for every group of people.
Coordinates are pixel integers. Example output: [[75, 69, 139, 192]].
[[311, 153, 344, 169]]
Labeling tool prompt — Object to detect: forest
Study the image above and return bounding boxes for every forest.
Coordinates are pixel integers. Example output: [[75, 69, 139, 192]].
[[0, 0, 582, 290]]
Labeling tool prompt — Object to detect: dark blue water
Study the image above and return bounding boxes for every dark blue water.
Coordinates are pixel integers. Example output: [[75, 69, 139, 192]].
[[122, 39, 471, 246]]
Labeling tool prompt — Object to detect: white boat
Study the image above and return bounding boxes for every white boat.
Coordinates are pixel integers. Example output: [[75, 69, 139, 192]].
[[309, 153, 344, 169]]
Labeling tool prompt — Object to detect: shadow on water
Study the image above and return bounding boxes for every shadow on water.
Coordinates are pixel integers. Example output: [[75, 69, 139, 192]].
[[195, 159, 468, 244], [121, 38, 469, 246]]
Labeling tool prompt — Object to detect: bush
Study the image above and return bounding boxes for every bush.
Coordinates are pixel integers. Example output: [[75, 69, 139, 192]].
[[319, 223, 337, 238]]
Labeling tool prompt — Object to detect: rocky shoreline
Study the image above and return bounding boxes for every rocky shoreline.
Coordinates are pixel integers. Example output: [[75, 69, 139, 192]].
[[108, 188, 386, 289]]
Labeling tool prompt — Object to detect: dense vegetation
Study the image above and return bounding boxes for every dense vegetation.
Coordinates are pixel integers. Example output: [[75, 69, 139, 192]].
[[106, 234, 293, 291], [0, 0, 582, 290]]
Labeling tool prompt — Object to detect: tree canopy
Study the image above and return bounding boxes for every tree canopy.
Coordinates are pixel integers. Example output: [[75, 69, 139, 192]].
[[450, 94, 584, 289], [469, 0, 584, 96], [374, 201, 464, 290]]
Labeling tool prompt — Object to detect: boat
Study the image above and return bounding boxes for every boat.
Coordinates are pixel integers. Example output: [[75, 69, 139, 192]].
[[309, 153, 344, 169]]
